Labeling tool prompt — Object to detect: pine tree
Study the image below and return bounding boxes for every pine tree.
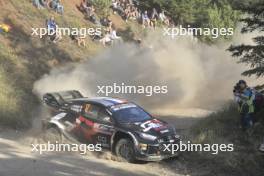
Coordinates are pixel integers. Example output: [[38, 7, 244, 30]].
[[228, 1, 264, 87]]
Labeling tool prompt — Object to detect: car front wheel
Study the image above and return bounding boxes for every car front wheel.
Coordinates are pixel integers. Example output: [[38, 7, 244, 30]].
[[115, 138, 136, 163]]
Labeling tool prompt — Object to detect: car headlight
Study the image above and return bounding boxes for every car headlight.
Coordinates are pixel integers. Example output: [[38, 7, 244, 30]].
[[139, 133, 157, 141]]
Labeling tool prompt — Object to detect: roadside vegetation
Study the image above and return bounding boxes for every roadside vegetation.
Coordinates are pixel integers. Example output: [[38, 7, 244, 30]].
[[0, 0, 263, 132], [0, 0, 263, 175], [185, 103, 264, 175], [0, 0, 102, 128], [0, 0, 145, 128]]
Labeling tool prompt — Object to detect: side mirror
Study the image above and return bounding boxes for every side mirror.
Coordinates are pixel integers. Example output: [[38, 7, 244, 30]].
[[102, 116, 111, 123]]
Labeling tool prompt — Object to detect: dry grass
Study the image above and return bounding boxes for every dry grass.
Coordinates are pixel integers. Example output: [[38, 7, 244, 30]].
[[186, 103, 264, 176], [0, 0, 102, 128], [0, 0, 141, 128]]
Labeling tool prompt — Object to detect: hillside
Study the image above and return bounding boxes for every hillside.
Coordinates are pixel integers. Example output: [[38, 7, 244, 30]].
[[0, 1, 264, 176], [0, 0, 143, 128]]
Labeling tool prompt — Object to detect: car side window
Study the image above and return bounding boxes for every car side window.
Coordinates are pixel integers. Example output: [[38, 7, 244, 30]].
[[83, 104, 100, 119], [64, 113, 78, 123]]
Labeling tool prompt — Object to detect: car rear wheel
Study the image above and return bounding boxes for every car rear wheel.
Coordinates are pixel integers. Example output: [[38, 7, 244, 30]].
[[43, 127, 63, 143], [115, 138, 136, 163]]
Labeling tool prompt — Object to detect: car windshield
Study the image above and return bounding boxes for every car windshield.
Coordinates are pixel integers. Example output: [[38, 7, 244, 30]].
[[111, 104, 152, 123]]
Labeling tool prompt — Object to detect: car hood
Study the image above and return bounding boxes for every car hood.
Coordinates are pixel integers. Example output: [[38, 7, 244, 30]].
[[119, 119, 174, 136]]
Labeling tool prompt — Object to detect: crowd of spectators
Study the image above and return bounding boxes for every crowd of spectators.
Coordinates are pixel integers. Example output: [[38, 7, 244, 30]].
[[79, 0, 100, 25], [32, 0, 174, 47], [111, 0, 172, 29], [111, 0, 139, 22], [99, 16, 122, 47], [33, 0, 64, 14]]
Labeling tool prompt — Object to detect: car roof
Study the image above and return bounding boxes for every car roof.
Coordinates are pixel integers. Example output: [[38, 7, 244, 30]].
[[72, 97, 128, 107]]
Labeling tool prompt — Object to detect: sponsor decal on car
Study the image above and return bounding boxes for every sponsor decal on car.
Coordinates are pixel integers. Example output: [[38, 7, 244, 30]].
[[140, 119, 167, 132], [70, 105, 82, 113], [93, 123, 113, 135], [111, 103, 137, 111]]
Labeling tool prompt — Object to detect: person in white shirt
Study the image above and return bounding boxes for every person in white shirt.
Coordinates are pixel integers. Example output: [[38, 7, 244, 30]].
[[110, 30, 120, 40], [110, 27, 122, 44], [100, 32, 113, 46]]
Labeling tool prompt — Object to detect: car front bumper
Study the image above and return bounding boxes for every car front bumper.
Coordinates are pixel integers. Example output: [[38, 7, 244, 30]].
[[135, 140, 180, 161], [135, 151, 179, 161]]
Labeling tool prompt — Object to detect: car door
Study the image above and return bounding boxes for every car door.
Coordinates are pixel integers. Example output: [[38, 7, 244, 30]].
[[76, 103, 100, 144], [93, 108, 115, 148], [76, 103, 114, 148]]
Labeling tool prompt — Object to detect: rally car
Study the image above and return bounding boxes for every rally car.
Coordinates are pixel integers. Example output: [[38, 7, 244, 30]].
[[42, 90, 180, 162]]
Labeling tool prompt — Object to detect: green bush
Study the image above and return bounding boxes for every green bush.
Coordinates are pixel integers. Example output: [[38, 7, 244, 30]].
[[92, 0, 112, 17]]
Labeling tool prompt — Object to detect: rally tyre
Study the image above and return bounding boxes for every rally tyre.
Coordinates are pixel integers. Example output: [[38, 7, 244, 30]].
[[43, 127, 63, 144], [115, 138, 136, 163]]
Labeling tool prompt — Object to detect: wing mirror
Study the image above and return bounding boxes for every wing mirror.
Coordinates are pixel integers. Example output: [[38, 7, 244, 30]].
[[103, 116, 111, 123]]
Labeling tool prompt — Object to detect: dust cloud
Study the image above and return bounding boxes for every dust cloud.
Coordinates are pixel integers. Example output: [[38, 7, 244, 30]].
[[33, 29, 263, 112]]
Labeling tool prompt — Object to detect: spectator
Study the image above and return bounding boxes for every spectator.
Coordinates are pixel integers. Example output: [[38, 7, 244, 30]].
[[233, 80, 255, 129], [128, 0, 133, 5], [50, 0, 64, 14], [100, 32, 113, 47], [87, 5, 98, 24], [33, 0, 43, 9], [142, 11, 150, 28], [86, 4, 93, 17], [0, 24, 11, 33], [123, 5, 131, 22], [81, 1, 89, 15], [50, 0, 57, 9], [40, 0, 50, 8], [47, 17, 57, 33], [104, 18, 113, 33], [111, 0, 119, 14], [151, 8, 158, 19], [112, 0, 140, 23], [130, 6, 139, 20], [71, 34, 86, 47], [101, 16, 111, 27], [150, 8, 158, 29], [55, 0, 64, 14], [110, 26, 122, 44], [159, 10, 165, 21], [159, 10, 170, 26], [110, 29, 121, 40], [53, 30, 62, 43], [46, 17, 62, 43]]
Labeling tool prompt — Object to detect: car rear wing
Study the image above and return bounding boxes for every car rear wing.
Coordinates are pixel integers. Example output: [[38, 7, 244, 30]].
[[43, 90, 83, 110]]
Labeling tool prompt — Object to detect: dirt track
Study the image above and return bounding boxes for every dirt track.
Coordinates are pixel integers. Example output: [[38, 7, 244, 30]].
[[0, 113, 205, 176]]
